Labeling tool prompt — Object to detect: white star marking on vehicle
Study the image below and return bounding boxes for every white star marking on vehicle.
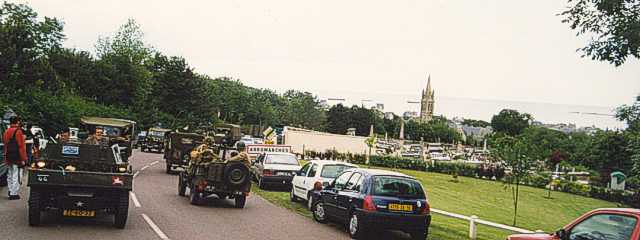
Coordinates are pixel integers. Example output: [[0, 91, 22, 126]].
[[75, 201, 84, 207], [113, 177, 124, 185]]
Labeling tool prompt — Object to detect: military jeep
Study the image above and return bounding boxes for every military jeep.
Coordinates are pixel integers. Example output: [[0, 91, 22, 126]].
[[80, 117, 136, 160], [178, 147, 252, 208], [164, 132, 204, 174], [27, 142, 133, 228], [141, 128, 170, 153]]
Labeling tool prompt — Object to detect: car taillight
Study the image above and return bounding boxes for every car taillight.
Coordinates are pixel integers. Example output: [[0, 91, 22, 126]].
[[420, 201, 431, 215], [363, 195, 376, 212], [313, 181, 323, 191], [263, 169, 274, 176]]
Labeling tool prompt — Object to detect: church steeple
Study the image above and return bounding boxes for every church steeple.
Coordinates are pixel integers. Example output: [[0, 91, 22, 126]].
[[420, 74, 435, 122]]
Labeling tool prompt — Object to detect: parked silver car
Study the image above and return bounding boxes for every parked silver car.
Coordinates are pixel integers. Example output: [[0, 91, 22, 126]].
[[251, 152, 301, 189]]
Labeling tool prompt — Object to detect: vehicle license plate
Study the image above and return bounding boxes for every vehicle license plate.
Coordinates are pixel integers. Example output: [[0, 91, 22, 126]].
[[62, 145, 80, 155], [388, 204, 413, 212], [276, 172, 291, 176], [63, 210, 95, 217]]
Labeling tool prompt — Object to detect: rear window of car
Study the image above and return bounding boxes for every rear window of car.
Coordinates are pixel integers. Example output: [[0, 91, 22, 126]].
[[320, 165, 355, 178], [372, 176, 425, 199], [265, 154, 299, 165]]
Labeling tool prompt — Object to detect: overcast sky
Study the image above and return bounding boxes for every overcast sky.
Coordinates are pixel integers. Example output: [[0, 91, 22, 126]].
[[15, 0, 640, 114]]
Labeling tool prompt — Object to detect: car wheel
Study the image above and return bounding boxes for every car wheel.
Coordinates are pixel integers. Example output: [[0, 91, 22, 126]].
[[178, 174, 187, 197], [258, 177, 265, 189], [224, 162, 250, 188], [348, 212, 367, 239], [234, 195, 246, 209], [312, 200, 328, 223], [190, 191, 203, 206], [307, 192, 314, 210], [28, 189, 42, 226], [166, 163, 173, 174], [114, 191, 129, 229], [290, 188, 299, 202], [410, 229, 428, 240]]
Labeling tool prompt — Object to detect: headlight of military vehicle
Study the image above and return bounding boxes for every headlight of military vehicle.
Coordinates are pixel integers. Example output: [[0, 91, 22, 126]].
[[118, 166, 127, 172], [36, 161, 46, 168], [65, 165, 76, 171]]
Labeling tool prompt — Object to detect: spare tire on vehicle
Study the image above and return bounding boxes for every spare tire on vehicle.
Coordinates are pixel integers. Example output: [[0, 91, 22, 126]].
[[223, 162, 250, 188]]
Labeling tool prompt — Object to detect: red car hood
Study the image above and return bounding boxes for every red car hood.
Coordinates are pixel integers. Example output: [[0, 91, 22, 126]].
[[508, 233, 555, 240]]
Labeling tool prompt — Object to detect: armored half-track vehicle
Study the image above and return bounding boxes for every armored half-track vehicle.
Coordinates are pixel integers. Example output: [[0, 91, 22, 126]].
[[178, 147, 251, 208], [27, 142, 133, 228], [80, 117, 136, 160], [164, 132, 204, 174], [141, 128, 170, 153]]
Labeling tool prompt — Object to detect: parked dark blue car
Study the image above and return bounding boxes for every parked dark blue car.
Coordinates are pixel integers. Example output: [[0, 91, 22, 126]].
[[311, 168, 431, 240]]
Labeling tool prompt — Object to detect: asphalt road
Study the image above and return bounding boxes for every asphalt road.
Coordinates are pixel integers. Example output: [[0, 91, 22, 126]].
[[0, 150, 352, 240]]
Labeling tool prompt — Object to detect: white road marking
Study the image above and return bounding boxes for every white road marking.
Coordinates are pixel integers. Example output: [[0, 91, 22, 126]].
[[142, 214, 170, 240], [150, 160, 159, 166], [141, 166, 149, 171], [130, 192, 141, 208], [134, 171, 140, 178]]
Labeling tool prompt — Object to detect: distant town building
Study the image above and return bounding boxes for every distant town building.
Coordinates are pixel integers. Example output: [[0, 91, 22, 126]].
[[532, 121, 578, 134], [403, 111, 418, 119], [375, 103, 385, 111], [420, 75, 435, 123], [577, 125, 599, 135]]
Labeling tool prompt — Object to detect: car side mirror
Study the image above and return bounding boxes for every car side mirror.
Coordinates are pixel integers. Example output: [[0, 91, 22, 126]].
[[555, 229, 567, 240]]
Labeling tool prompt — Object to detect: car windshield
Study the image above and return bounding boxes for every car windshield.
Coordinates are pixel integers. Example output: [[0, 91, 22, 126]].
[[148, 131, 165, 137], [372, 176, 425, 199], [265, 154, 298, 165], [320, 165, 355, 178], [102, 126, 121, 136]]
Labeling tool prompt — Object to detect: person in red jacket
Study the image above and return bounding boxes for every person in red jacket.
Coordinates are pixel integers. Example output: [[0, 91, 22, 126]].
[[3, 116, 27, 200]]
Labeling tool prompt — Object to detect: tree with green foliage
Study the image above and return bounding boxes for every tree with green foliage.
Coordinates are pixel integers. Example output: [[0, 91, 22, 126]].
[[279, 90, 326, 130], [326, 104, 351, 134], [94, 19, 153, 106], [560, 0, 640, 66], [462, 118, 491, 128], [0, 2, 64, 94], [519, 126, 567, 168], [492, 135, 544, 226], [491, 109, 532, 136]]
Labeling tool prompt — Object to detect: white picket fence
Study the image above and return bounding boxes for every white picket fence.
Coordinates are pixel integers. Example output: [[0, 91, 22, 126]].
[[431, 208, 542, 240]]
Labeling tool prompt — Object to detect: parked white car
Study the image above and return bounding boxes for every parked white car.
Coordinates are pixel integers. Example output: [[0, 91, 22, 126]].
[[290, 160, 357, 210]]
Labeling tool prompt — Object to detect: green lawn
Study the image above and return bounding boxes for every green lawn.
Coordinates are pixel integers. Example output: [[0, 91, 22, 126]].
[[254, 168, 619, 240]]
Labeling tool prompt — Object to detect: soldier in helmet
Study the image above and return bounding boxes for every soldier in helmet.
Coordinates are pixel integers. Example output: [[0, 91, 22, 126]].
[[227, 141, 251, 168], [188, 136, 220, 173]]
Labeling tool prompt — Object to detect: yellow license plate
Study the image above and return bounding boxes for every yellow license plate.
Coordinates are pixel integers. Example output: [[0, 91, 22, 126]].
[[388, 204, 413, 212], [63, 209, 96, 217]]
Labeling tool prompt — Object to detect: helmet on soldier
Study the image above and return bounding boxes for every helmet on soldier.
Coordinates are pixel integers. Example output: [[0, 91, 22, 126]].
[[236, 141, 246, 151]]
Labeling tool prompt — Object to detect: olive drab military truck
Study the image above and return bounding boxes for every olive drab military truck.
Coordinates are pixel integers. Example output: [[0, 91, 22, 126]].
[[164, 132, 204, 174], [80, 117, 136, 160], [27, 141, 134, 228], [178, 136, 252, 208], [213, 123, 242, 146], [141, 127, 170, 153]]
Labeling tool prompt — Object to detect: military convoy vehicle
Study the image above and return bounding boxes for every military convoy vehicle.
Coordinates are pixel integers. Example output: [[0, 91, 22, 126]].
[[178, 146, 252, 208], [213, 123, 242, 146], [164, 132, 204, 174], [27, 142, 133, 228], [141, 127, 170, 153], [80, 117, 136, 160]]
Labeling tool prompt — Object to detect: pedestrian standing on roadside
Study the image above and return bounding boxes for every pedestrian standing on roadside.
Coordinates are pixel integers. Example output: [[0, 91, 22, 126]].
[[25, 123, 35, 165], [3, 116, 27, 200]]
